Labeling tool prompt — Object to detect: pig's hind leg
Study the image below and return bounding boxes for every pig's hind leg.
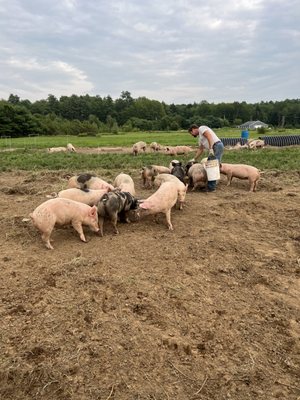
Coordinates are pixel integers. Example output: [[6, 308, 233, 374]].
[[227, 173, 233, 186], [108, 212, 119, 234], [98, 217, 104, 237]]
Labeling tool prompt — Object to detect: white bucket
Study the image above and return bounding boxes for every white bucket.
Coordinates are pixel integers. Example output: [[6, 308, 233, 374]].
[[205, 158, 220, 180]]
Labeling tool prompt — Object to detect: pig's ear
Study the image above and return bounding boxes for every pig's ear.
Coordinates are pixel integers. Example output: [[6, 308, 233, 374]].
[[185, 184, 188, 191], [90, 205, 97, 216], [139, 203, 150, 210]]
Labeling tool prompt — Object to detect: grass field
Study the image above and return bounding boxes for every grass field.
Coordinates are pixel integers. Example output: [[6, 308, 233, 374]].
[[0, 129, 299, 172], [0, 147, 299, 172], [1, 128, 300, 150]]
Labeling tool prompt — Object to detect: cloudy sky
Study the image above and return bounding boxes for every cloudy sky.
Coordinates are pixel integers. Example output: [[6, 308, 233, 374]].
[[0, 0, 299, 104]]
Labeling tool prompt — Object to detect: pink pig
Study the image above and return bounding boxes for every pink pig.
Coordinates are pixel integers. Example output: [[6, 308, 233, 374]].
[[220, 163, 261, 192], [153, 174, 187, 210], [113, 173, 136, 196], [68, 174, 114, 191], [137, 181, 179, 230], [58, 188, 108, 206], [30, 198, 99, 249]]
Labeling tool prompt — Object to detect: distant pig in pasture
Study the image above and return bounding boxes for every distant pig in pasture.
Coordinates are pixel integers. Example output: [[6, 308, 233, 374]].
[[58, 188, 108, 205], [165, 146, 192, 156], [150, 142, 162, 152], [47, 147, 67, 153], [132, 141, 147, 156], [137, 181, 179, 230], [220, 163, 261, 192], [66, 143, 76, 152], [154, 174, 187, 210], [248, 139, 265, 149], [67, 173, 114, 191], [30, 198, 99, 250], [97, 190, 138, 236], [113, 173, 136, 196]]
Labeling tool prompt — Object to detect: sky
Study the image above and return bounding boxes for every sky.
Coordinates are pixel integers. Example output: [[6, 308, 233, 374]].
[[0, 0, 299, 105]]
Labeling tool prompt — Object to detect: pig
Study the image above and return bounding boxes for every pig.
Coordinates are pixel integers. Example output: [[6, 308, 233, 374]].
[[165, 146, 192, 156], [169, 159, 181, 170], [170, 162, 185, 183], [113, 173, 136, 196], [66, 143, 76, 152], [132, 141, 147, 156], [220, 163, 261, 192], [165, 146, 178, 156], [150, 142, 162, 152], [248, 139, 265, 149], [97, 190, 139, 236], [187, 163, 208, 190], [141, 165, 171, 188], [47, 147, 67, 153], [58, 188, 108, 205], [137, 181, 179, 230], [30, 198, 99, 250], [174, 145, 193, 155], [67, 173, 115, 191], [154, 174, 187, 210], [152, 165, 171, 174], [140, 166, 157, 188]]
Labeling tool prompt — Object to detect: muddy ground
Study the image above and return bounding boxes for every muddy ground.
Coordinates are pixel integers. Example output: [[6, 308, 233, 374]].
[[0, 164, 299, 400]]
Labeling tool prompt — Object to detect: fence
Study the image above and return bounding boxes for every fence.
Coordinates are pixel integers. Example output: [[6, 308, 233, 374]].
[[220, 135, 300, 147]]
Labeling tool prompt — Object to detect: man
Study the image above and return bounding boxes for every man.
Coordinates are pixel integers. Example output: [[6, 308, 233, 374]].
[[188, 124, 224, 192]]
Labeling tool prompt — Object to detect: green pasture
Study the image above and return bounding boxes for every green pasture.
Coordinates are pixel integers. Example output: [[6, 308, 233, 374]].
[[0, 147, 299, 172], [1, 128, 300, 150]]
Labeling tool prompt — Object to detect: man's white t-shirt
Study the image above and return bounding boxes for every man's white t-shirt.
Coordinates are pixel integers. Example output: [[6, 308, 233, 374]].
[[198, 126, 220, 149]]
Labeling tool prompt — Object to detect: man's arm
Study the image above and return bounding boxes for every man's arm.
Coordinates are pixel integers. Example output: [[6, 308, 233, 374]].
[[194, 144, 204, 160], [203, 130, 214, 150]]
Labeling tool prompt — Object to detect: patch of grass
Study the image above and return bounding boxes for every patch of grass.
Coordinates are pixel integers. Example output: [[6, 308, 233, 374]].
[[1, 128, 300, 149], [0, 147, 299, 172]]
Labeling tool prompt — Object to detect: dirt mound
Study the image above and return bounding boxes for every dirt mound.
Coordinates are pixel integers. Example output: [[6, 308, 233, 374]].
[[0, 169, 299, 399]]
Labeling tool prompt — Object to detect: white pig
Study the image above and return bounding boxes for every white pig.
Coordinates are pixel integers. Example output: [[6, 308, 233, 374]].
[[48, 147, 67, 153], [187, 163, 207, 190], [67, 174, 115, 191], [220, 163, 261, 192], [154, 174, 187, 210], [58, 188, 108, 205], [132, 141, 147, 156], [137, 181, 179, 230], [113, 173, 136, 196], [66, 143, 76, 152], [30, 198, 99, 249]]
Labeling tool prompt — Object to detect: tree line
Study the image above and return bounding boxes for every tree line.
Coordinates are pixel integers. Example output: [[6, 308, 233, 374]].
[[0, 91, 300, 137]]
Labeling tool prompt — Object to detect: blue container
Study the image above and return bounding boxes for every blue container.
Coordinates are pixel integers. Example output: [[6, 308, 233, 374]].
[[241, 130, 249, 139]]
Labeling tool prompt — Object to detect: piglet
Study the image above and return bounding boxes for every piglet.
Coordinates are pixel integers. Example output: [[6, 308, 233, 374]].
[[30, 198, 99, 249], [220, 163, 260, 192], [137, 181, 179, 230]]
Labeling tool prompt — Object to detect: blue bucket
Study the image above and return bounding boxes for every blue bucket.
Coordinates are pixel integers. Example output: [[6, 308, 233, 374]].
[[241, 130, 249, 139]]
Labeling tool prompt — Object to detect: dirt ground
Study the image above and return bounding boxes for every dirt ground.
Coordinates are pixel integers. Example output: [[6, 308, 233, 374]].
[[0, 163, 299, 400]]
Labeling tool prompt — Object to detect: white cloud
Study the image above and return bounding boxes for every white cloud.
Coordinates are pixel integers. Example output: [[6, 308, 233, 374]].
[[0, 0, 299, 103]]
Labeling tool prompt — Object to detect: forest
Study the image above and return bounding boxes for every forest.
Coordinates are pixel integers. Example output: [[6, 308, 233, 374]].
[[1, 91, 300, 137]]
